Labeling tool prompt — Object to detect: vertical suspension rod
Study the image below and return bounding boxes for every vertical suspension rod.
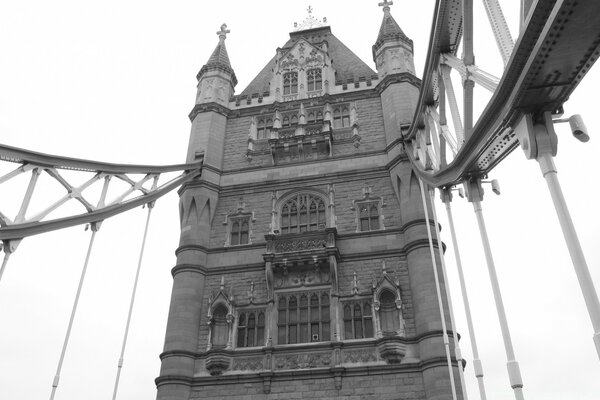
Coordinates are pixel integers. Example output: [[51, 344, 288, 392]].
[[429, 189, 468, 399], [472, 199, 525, 400], [112, 205, 154, 400], [0, 251, 11, 284], [537, 153, 600, 358], [418, 179, 458, 400], [50, 225, 99, 400], [462, 0, 475, 139], [442, 190, 487, 400]]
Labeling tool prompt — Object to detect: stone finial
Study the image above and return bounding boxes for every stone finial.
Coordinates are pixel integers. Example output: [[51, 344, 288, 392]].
[[378, 0, 394, 13], [382, 260, 387, 275], [352, 272, 359, 294], [217, 23, 230, 43], [220, 275, 225, 290]]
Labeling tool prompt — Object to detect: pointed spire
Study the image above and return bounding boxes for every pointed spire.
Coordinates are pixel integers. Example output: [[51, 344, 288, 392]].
[[197, 23, 238, 86], [375, 1, 409, 46]]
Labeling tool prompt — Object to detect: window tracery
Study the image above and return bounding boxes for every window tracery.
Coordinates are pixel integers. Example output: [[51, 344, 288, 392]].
[[280, 193, 327, 234], [307, 68, 322, 91], [277, 291, 330, 344], [236, 310, 266, 348], [283, 72, 298, 95], [333, 106, 350, 128], [343, 300, 374, 339]]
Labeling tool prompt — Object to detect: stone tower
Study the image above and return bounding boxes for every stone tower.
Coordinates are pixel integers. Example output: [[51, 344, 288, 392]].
[[156, 4, 462, 400]]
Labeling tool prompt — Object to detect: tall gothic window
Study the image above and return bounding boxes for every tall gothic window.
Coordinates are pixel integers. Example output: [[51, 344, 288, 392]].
[[333, 106, 350, 128], [280, 193, 326, 234], [307, 68, 322, 91], [359, 202, 380, 231], [343, 301, 374, 339], [230, 217, 250, 245], [283, 72, 298, 95], [257, 118, 273, 139], [236, 310, 265, 348], [277, 292, 330, 344]]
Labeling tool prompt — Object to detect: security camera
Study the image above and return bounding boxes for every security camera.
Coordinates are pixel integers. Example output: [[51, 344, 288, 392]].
[[491, 179, 501, 195], [568, 114, 589, 142], [458, 188, 465, 198]]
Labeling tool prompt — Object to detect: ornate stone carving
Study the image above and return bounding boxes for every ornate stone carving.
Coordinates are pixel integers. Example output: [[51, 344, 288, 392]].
[[343, 349, 378, 364], [377, 338, 407, 364], [205, 351, 232, 376], [274, 352, 331, 370], [274, 238, 327, 253], [231, 356, 264, 371]]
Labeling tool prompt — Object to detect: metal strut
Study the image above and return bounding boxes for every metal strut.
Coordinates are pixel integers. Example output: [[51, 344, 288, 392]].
[[418, 178, 458, 400], [49, 224, 99, 400], [441, 189, 488, 400], [429, 189, 468, 400], [112, 203, 154, 400]]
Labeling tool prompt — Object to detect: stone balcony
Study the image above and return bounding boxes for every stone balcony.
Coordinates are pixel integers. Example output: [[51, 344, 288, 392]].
[[268, 121, 333, 165]]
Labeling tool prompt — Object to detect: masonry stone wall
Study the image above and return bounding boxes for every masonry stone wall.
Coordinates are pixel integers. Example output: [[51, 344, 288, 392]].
[[189, 372, 426, 400]]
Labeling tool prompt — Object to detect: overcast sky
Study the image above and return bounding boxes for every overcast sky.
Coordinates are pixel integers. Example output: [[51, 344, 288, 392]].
[[1, 1, 599, 399]]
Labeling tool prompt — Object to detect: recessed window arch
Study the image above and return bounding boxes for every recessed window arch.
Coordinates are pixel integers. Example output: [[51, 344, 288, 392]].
[[307, 68, 322, 91], [236, 310, 265, 348], [257, 118, 273, 140], [277, 291, 330, 344], [283, 72, 298, 95], [379, 289, 400, 336], [210, 304, 230, 349], [280, 193, 327, 234], [333, 106, 350, 128], [343, 300, 374, 339]]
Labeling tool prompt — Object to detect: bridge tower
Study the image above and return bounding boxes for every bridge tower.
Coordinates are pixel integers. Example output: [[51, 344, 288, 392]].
[[156, 4, 462, 399]]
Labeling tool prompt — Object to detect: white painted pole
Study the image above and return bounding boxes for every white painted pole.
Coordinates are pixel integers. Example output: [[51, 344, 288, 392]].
[[429, 190, 468, 400], [112, 205, 154, 400], [443, 194, 488, 400], [418, 179, 458, 400], [537, 153, 600, 358], [472, 200, 524, 400], [0, 251, 11, 284], [50, 226, 98, 400]]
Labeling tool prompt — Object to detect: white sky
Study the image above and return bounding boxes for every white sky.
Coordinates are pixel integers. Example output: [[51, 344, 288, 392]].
[[1, 1, 599, 399]]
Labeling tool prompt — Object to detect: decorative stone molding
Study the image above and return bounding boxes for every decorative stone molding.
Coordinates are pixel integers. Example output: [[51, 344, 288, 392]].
[[343, 349, 379, 364], [205, 350, 232, 376], [274, 352, 331, 370], [231, 356, 264, 371], [376, 337, 407, 364]]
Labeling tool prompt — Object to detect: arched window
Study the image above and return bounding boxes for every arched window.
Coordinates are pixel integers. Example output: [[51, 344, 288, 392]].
[[257, 118, 273, 139], [307, 68, 322, 91], [277, 291, 330, 344], [283, 72, 298, 95], [280, 193, 326, 234], [359, 203, 380, 231], [236, 310, 266, 348], [333, 106, 350, 128], [211, 305, 229, 349], [379, 290, 400, 336], [343, 301, 374, 339], [230, 217, 250, 245]]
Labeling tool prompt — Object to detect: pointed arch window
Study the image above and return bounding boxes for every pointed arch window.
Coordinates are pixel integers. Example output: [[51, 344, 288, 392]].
[[229, 217, 250, 245], [236, 310, 265, 348], [333, 106, 350, 128], [379, 290, 400, 335], [283, 72, 298, 95], [343, 301, 374, 339], [307, 109, 324, 123], [277, 291, 330, 344], [257, 118, 273, 140], [307, 68, 322, 91], [359, 203, 380, 231], [280, 193, 326, 234]]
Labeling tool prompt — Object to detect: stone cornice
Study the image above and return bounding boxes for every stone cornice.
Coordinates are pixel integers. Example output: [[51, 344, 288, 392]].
[[188, 102, 231, 121], [171, 264, 208, 277], [375, 72, 421, 94]]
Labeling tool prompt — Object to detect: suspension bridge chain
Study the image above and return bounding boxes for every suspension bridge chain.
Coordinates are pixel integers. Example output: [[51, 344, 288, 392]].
[[0, 143, 202, 259]]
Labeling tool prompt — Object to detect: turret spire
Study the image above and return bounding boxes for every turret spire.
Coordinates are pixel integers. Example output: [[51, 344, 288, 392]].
[[196, 23, 237, 87]]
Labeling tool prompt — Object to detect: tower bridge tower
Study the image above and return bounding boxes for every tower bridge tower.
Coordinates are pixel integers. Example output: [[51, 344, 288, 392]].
[[157, 4, 462, 399]]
